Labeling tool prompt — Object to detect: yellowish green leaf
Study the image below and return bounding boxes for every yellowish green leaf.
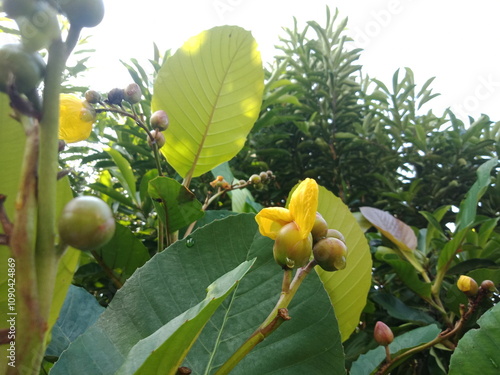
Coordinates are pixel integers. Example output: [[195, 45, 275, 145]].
[[152, 26, 264, 179], [317, 186, 372, 341]]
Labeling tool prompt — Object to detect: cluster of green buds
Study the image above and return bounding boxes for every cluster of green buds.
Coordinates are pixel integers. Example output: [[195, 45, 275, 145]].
[[80, 85, 169, 150], [311, 213, 348, 272], [1, 0, 104, 101], [248, 170, 275, 190]]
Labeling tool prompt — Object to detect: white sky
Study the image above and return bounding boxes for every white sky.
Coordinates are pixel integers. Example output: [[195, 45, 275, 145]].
[[5, 0, 500, 123]]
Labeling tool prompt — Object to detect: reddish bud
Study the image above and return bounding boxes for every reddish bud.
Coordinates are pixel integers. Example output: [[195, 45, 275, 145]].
[[374, 321, 394, 346]]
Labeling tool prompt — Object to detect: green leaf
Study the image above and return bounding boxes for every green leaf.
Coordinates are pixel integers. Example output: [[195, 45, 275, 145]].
[[152, 26, 264, 179], [51, 214, 345, 375], [378, 252, 431, 298], [456, 157, 498, 230], [370, 293, 437, 325], [94, 223, 151, 282], [449, 303, 500, 374], [46, 285, 105, 358], [148, 176, 204, 233], [360, 206, 417, 251], [350, 325, 441, 375], [316, 186, 372, 341], [115, 259, 255, 375], [88, 182, 137, 208], [105, 148, 139, 207]]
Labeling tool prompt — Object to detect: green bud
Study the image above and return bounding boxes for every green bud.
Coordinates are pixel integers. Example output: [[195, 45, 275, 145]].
[[56, 0, 105, 28], [85, 90, 101, 104], [123, 83, 142, 104], [147, 130, 166, 148], [3, 0, 37, 18], [150, 110, 169, 131], [0, 44, 45, 94], [311, 212, 328, 242], [313, 237, 347, 271], [259, 171, 268, 182], [16, 2, 60, 52], [249, 174, 261, 184], [107, 88, 124, 105], [326, 228, 345, 243], [273, 222, 312, 268]]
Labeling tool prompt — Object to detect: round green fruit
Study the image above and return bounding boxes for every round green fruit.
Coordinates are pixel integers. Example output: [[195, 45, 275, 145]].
[[58, 196, 115, 251], [56, 0, 105, 28], [313, 237, 347, 272], [311, 212, 328, 242], [3, 0, 37, 18], [123, 83, 142, 104], [0, 44, 45, 94], [17, 2, 61, 52], [273, 221, 312, 269]]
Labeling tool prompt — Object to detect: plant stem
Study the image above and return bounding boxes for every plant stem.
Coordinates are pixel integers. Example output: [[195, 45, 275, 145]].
[[35, 38, 66, 321], [215, 261, 316, 375], [8, 116, 41, 375]]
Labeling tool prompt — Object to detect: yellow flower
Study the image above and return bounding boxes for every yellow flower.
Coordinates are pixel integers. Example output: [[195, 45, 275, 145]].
[[457, 275, 479, 297], [255, 178, 318, 268], [58, 94, 96, 143]]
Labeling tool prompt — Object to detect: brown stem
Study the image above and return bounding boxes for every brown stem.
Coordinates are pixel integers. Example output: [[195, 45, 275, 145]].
[[0, 194, 14, 237], [91, 250, 124, 289]]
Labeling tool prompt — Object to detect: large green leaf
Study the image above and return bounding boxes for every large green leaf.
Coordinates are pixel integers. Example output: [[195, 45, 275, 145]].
[[115, 259, 255, 375], [316, 186, 372, 342], [51, 214, 345, 375], [46, 285, 105, 358], [449, 302, 500, 374], [438, 158, 498, 270], [350, 324, 441, 375], [455, 157, 498, 230], [152, 26, 264, 179], [94, 222, 151, 282], [148, 176, 204, 233]]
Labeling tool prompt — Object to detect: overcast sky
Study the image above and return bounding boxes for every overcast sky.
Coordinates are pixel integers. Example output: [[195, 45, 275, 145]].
[[4, 0, 500, 123]]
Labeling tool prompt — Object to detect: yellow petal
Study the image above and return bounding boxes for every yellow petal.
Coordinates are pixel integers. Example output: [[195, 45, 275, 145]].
[[255, 207, 292, 239], [58, 94, 95, 143], [289, 178, 318, 239]]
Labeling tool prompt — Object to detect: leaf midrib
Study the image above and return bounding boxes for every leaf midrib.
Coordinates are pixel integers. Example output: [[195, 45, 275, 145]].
[[184, 34, 243, 183]]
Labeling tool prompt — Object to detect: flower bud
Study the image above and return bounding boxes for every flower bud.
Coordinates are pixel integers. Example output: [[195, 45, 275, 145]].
[[374, 321, 394, 346], [147, 130, 166, 148], [457, 275, 479, 297], [326, 228, 345, 243], [259, 171, 268, 183], [124, 83, 142, 104], [85, 90, 101, 104], [56, 0, 105, 28], [150, 110, 169, 131], [17, 2, 60, 52], [249, 174, 261, 184], [3, 0, 37, 18], [313, 237, 347, 271], [0, 44, 45, 94], [480, 280, 497, 293], [273, 222, 312, 269], [107, 88, 124, 105], [311, 212, 328, 242]]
